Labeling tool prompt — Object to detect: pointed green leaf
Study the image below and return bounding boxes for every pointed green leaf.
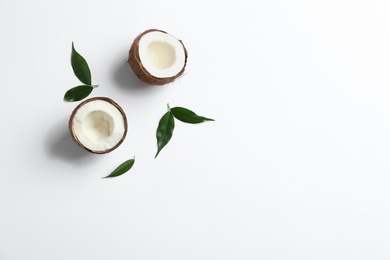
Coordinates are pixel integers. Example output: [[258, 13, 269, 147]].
[[103, 157, 135, 178], [71, 42, 92, 85], [64, 85, 93, 102], [171, 107, 215, 124], [155, 111, 175, 158]]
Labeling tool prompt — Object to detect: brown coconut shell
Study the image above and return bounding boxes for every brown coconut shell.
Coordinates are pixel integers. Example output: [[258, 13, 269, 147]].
[[69, 97, 128, 154], [128, 29, 188, 85]]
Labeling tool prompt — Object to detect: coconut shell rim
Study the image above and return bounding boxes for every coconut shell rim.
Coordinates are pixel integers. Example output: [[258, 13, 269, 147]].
[[68, 96, 128, 154], [128, 28, 188, 86]]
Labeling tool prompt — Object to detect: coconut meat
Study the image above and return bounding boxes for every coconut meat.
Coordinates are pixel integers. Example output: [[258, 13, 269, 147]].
[[138, 31, 186, 78], [72, 100, 126, 152]]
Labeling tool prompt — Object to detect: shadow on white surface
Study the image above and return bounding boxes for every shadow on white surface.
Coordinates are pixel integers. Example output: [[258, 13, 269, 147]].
[[112, 59, 161, 95], [44, 118, 98, 167], [113, 60, 149, 91]]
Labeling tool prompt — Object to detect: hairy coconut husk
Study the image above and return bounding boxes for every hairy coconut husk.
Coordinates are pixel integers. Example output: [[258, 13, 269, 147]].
[[69, 97, 128, 154], [128, 29, 188, 85]]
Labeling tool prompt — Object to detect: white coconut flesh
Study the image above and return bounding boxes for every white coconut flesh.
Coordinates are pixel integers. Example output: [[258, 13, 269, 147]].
[[71, 100, 126, 152], [138, 31, 186, 78]]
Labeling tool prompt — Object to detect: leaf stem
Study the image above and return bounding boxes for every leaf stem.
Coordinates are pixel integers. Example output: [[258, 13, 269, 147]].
[[92, 85, 99, 88]]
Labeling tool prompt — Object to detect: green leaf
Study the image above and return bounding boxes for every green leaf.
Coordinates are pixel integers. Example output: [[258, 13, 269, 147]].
[[71, 42, 92, 85], [64, 85, 93, 102], [155, 111, 175, 158], [103, 157, 135, 178], [171, 107, 215, 124]]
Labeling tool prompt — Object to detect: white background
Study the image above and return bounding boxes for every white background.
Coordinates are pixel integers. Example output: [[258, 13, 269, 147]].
[[1, 0, 390, 259]]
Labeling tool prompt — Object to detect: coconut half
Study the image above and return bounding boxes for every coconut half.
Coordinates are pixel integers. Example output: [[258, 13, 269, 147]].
[[128, 29, 188, 85], [69, 97, 128, 154]]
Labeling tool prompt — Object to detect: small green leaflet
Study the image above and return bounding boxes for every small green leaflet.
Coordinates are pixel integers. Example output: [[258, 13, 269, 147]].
[[155, 104, 214, 158], [155, 110, 175, 158], [64, 42, 97, 102], [103, 157, 135, 178], [171, 107, 214, 124], [71, 42, 92, 85], [64, 85, 93, 102]]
